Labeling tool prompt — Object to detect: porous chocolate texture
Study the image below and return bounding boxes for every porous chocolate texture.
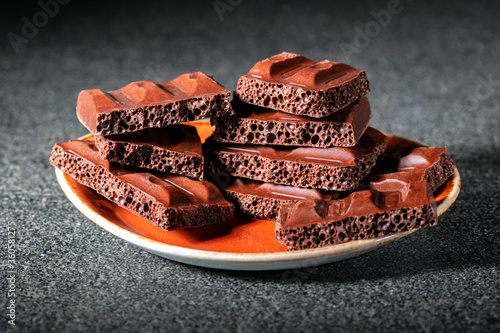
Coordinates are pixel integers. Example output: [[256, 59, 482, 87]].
[[235, 52, 370, 118], [276, 177, 437, 250], [77, 72, 234, 135], [211, 97, 372, 147], [94, 125, 204, 180], [204, 127, 387, 191], [223, 178, 341, 221], [275, 146, 456, 250], [50, 140, 234, 231]]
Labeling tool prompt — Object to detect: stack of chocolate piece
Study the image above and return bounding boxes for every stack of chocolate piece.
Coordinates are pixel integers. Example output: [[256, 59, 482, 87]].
[[50, 52, 456, 251], [205, 52, 455, 250], [50, 72, 236, 231]]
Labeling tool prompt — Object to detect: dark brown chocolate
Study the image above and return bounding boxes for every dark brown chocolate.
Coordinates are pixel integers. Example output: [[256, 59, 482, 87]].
[[235, 52, 370, 118], [223, 178, 341, 220], [50, 140, 234, 231], [95, 125, 204, 180], [205, 127, 387, 191], [275, 146, 456, 250], [211, 97, 372, 147], [77, 72, 234, 135]]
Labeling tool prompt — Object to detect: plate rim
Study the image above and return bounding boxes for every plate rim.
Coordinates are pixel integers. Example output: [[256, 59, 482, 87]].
[[54, 132, 461, 270]]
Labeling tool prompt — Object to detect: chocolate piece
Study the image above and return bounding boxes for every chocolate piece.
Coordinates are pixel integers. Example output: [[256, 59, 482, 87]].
[[235, 52, 370, 118], [205, 127, 387, 191], [276, 177, 436, 250], [77, 72, 234, 135], [211, 97, 372, 147], [224, 178, 341, 220], [391, 147, 456, 192], [50, 140, 234, 231], [95, 125, 204, 180], [275, 146, 455, 250], [223, 148, 454, 223]]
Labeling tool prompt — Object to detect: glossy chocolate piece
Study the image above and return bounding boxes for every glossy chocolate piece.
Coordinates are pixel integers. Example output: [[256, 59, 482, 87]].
[[95, 125, 204, 180], [205, 127, 387, 191], [50, 140, 234, 231], [211, 97, 372, 147], [223, 178, 341, 220], [385, 147, 456, 192], [235, 52, 370, 118], [276, 146, 455, 250], [77, 72, 234, 135], [276, 178, 436, 250]]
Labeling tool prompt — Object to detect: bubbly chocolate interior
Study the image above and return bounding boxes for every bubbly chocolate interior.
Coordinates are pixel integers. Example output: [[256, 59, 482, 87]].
[[59, 140, 222, 206], [276, 175, 437, 250], [210, 127, 386, 167], [205, 127, 387, 191], [50, 139, 234, 230], [77, 72, 234, 135], [211, 97, 372, 147], [94, 125, 204, 179], [235, 52, 370, 118], [278, 177, 434, 230], [275, 146, 455, 250]]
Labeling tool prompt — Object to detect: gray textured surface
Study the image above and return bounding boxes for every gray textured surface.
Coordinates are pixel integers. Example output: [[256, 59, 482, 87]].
[[1, 0, 499, 332]]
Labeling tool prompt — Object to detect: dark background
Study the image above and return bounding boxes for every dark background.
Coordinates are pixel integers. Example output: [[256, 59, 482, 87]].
[[1, 0, 499, 332]]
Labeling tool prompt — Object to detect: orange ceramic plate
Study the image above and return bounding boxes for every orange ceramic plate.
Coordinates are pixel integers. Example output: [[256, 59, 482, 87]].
[[54, 121, 461, 270]]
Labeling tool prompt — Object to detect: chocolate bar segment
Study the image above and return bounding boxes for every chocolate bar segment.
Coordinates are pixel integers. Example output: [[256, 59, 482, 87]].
[[211, 97, 372, 147], [394, 147, 456, 192], [223, 148, 454, 223], [223, 178, 341, 220], [205, 127, 387, 191], [235, 52, 370, 118], [50, 140, 234, 231], [276, 177, 437, 250], [275, 146, 455, 250], [94, 125, 204, 180], [77, 72, 234, 135]]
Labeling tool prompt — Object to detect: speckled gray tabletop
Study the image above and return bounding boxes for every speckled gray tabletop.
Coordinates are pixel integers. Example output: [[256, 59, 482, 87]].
[[1, 1, 499, 332]]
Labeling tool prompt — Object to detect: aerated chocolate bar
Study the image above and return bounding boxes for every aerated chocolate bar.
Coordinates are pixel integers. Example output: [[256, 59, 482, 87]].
[[275, 147, 456, 250], [223, 178, 340, 220], [77, 72, 234, 135], [50, 140, 234, 231], [377, 147, 456, 192], [94, 125, 204, 180], [235, 52, 370, 118], [211, 97, 372, 147], [205, 127, 387, 191]]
